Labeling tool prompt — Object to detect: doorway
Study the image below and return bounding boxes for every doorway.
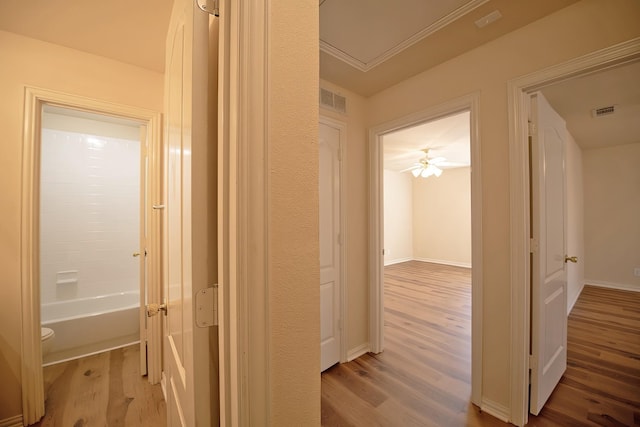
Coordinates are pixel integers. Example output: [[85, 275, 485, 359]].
[[39, 105, 146, 368], [319, 116, 347, 371], [507, 38, 640, 426], [369, 92, 483, 405], [20, 87, 162, 423]]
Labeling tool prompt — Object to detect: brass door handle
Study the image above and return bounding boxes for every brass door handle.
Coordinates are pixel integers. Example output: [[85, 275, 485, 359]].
[[147, 303, 167, 317], [132, 252, 141, 257], [564, 255, 578, 263]]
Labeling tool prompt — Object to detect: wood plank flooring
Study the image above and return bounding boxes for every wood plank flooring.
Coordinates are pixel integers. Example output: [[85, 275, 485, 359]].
[[322, 261, 504, 426], [321, 261, 640, 427], [33, 344, 166, 427], [527, 285, 640, 427]]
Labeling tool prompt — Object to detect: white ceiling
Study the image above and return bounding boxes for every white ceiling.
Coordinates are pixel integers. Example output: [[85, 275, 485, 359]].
[[541, 60, 640, 150], [383, 111, 470, 172]]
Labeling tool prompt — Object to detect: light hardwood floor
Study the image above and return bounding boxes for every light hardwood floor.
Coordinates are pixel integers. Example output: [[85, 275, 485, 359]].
[[33, 344, 166, 426], [321, 261, 640, 427]]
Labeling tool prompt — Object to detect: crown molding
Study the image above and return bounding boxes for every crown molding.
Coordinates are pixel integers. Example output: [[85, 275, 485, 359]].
[[320, 0, 488, 72]]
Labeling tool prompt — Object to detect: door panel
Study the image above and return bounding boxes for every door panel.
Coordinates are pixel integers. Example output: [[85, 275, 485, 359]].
[[319, 121, 341, 372], [163, 0, 211, 424], [530, 92, 568, 415]]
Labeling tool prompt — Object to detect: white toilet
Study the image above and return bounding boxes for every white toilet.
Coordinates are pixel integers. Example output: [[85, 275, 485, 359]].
[[41, 327, 55, 357]]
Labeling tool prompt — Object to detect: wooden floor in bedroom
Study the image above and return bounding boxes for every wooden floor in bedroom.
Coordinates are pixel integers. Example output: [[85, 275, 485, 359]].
[[320, 261, 640, 427], [33, 344, 166, 427]]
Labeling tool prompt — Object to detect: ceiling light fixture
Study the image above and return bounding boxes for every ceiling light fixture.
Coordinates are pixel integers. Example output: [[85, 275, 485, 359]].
[[407, 148, 446, 178]]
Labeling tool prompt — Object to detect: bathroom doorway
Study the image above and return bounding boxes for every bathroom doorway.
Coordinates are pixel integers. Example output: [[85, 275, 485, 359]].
[[39, 105, 146, 368], [20, 87, 163, 423]]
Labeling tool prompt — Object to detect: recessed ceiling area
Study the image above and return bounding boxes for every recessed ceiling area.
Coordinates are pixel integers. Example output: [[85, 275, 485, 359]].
[[320, 0, 580, 96], [320, 0, 486, 71], [383, 111, 470, 173]]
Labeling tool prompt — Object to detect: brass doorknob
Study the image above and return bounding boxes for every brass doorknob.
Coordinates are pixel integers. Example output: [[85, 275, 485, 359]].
[[564, 255, 578, 263], [133, 252, 141, 257]]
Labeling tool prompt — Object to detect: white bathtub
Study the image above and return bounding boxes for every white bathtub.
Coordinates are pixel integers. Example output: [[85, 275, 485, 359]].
[[42, 291, 140, 366]]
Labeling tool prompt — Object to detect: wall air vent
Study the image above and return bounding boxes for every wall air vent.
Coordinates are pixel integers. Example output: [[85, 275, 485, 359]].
[[591, 105, 617, 118], [320, 88, 347, 114]]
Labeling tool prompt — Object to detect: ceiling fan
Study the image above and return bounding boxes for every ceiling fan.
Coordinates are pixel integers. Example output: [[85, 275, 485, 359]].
[[403, 148, 447, 178]]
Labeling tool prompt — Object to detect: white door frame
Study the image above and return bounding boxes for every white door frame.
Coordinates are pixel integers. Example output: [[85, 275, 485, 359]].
[[217, 0, 270, 424], [319, 115, 348, 364], [368, 92, 483, 405], [507, 37, 640, 427], [20, 87, 162, 425]]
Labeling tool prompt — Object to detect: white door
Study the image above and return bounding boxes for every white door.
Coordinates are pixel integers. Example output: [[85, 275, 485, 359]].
[[163, 0, 212, 425], [529, 91, 568, 414], [138, 126, 148, 376], [319, 120, 342, 372]]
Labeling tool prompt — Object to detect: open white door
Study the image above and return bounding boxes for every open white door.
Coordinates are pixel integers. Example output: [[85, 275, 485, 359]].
[[319, 120, 342, 372], [138, 126, 148, 376], [529, 92, 568, 415], [162, 0, 214, 425]]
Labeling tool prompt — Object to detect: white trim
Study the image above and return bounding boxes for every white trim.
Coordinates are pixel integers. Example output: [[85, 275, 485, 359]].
[[413, 257, 472, 269], [347, 343, 370, 362], [480, 398, 511, 423], [584, 280, 640, 293], [20, 87, 161, 426], [383, 257, 413, 267], [567, 284, 584, 315], [319, 115, 348, 364], [0, 415, 23, 427], [218, 0, 270, 424], [507, 37, 640, 427], [320, 0, 488, 72], [369, 91, 483, 405]]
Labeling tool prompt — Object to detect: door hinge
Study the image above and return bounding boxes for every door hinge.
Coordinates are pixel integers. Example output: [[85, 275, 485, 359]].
[[528, 121, 537, 137], [530, 238, 538, 253], [528, 354, 536, 371], [195, 284, 218, 327], [196, 0, 219, 16]]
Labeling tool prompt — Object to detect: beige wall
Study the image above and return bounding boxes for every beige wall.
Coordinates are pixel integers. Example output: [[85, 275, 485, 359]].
[[0, 30, 163, 420], [566, 132, 585, 312], [268, 0, 320, 422], [383, 170, 413, 265], [583, 143, 640, 290], [319, 80, 371, 356], [413, 167, 471, 267], [359, 0, 640, 412]]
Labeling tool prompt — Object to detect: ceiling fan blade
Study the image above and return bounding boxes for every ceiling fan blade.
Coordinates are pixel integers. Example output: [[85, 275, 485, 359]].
[[399, 164, 421, 173], [428, 156, 447, 165]]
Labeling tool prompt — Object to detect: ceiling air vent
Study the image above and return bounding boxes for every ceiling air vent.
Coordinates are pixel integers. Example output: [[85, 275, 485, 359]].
[[320, 88, 347, 114], [591, 105, 617, 118]]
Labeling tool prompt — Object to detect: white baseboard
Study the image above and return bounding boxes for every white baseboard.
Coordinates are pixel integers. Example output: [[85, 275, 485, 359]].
[[413, 257, 472, 269], [0, 415, 23, 427], [346, 343, 370, 362], [383, 257, 412, 266], [567, 283, 584, 315], [480, 398, 511, 423], [585, 280, 640, 293]]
